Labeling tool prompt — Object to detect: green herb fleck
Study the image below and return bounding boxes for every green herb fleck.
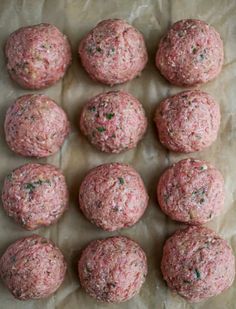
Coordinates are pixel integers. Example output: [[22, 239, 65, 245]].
[[118, 177, 125, 185], [195, 134, 202, 140], [24, 179, 51, 193], [88, 106, 96, 112], [199, 54, 205, 61], [192, 187, 206, 196], [106, 113, 115, 120], [25, 183, 36, 191], [6, 173, 13, 181], [192, 47, 197, 54], [164, 194, 169, 203], [111, 134, 116, 138], [97, 127, 106, 133], [96, 47, 102, 52], [87, 47, 93, 54], [178, 31, 184, 37], [192, 187, 206, 205], [194, 269, 201, 280], [200, 165, 208, 171], [109, 47, 115, 55], [10, 255, 16, 263]]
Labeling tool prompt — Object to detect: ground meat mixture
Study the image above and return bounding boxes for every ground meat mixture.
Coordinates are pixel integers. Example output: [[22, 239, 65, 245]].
[[80, 90, 147, 153], [79, 162, 148, 231], [78, 236, 147, 303], [157, 158, 224, 224], [161, 226, 235, 302], [2, 163, 69, 230], [156, 19, 224, 86], [0, 235, 67, 300], [79, 19, 148, 85], [4, 94, 70, 157], [5, 23, 71, 89], [154, 90, 220, 153]]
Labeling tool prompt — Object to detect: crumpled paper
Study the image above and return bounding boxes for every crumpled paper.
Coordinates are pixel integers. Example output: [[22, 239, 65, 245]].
[[0, 0, 236, 308]]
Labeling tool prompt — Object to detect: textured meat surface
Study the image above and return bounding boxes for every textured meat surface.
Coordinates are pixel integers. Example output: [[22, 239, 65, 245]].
[[5, 23, 71, 89], [154, 90, 220, 153], [156, 19, 223, 86], [4, 94, 70, 157], [157, 158, 224, 224], [80, 90, 147, 153], [79, 19, 148, 85], [161, 226, 235, 302], [78, 236, 147, 303], [0, 235, 67, 300], [2, 163, 69, 230], [79, 163, 148, 231]]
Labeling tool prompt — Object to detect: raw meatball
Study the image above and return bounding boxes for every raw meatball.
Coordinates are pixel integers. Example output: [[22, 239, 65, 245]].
[[80, 90, 147, 153], [161, 226, 235, 302], [0, 235, 67, 300], [79, 163, 148, 231], [5, 23, 71, 89], [157, 158, 224, 224], [154, 90, 220, 153], [4, 94, 70, 157], [2, 163, 69, 230], [79, 19, 148, 85], [156, 19, 223, 86], [78, 236, 147, 303]]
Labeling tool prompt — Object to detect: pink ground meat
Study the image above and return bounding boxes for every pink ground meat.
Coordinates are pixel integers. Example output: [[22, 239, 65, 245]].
[[156, 19, 223, 86], [4, 94, 70, 157], [80, 90, 147, 153], [154, 90, 220, 153], [79, 163, 148, 231], [157, 158, 224, 224], [161, 226, 235, 302], [78, 236, 147, 303], [5, 23, 71, 89], [0, 235, 67, 300], [79, 19, 148, 85], [2, 163, 69, 230]]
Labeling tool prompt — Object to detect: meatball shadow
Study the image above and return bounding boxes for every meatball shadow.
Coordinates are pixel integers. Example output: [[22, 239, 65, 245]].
[[69, 247, 83, 284], [0, 99, 13, 158], [67, 165, 88, 216], [71, 102, 84, 137]]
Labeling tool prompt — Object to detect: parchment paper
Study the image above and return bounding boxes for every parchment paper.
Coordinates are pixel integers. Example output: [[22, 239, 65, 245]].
[[0, 0, 236, 308]]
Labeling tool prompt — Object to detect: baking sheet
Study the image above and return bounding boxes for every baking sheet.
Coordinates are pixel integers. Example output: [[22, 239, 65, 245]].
[[0, 0, 236, 308]]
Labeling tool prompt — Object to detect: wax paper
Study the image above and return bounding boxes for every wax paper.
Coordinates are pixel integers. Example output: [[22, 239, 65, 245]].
[[0, 0, 236, 308]]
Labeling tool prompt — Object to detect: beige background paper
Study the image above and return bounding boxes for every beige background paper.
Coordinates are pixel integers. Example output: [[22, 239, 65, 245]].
[[0, 0, 236, 308]]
